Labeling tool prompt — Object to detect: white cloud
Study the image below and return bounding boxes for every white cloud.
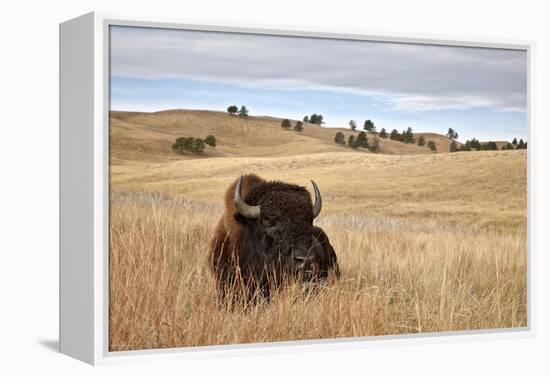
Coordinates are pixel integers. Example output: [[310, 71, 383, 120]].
[[110, 26, 527, 112]]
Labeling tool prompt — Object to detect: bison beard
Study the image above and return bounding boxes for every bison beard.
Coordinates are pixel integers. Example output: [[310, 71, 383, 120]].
[[208, 174, 339, 305]]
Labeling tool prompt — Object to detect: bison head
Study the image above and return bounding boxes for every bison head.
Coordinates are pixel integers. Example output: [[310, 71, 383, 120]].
[[233, 176, 329, 281]]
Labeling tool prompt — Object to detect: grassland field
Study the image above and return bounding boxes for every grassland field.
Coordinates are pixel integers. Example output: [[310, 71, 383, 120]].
[[109, 110, 527, 351]]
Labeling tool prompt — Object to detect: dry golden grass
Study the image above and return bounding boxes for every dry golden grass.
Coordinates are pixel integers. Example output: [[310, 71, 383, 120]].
[[109, 110, 527, 351]]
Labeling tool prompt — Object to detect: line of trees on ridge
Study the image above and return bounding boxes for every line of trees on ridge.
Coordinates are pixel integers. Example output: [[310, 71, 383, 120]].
[[223, 106, 527, 154], [446, 128, 527, 152]]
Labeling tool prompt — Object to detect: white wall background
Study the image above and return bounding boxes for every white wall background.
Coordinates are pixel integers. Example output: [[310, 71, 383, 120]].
[[0, 0, 548, 375]]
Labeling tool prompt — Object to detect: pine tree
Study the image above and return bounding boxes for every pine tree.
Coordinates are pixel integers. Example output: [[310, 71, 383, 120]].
[[471, 138, 481, 150], [447, 128, 458, 140], [363, 119, 375, 132], [427, 140, 437, 152], [334, 131, 345, 145], [171, 137, 187, 154], [191, 138, 205, 153], [460, 140, 471, 151], [308, 113, 324, 126], [355, 131, 369, 148], [402, 127, 414, 144], [379, 128, 388, 138], [227, 105, 238, 115], [204, 135, 216, 147], [294, 121, 304, 132], [417, 135, 426, 146], [238, 105, 249, 116], [512, 137, 518, 146], [281, 119, 292, 129], [390, 129, 400, 141], [483, 141, 498, 150], [172, 137, 206, 154], [348, 135, 357, 148]]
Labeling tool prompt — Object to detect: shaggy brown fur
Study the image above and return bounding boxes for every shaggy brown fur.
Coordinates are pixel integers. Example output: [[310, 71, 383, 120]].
[[208, 174, 339, 304]]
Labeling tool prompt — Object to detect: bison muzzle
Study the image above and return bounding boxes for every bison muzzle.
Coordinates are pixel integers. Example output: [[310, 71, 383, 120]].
[[208, 174, 339, 304]]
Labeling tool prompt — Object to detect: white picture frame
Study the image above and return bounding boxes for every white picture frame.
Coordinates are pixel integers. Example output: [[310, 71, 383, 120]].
[[59, 11, 536, 365]]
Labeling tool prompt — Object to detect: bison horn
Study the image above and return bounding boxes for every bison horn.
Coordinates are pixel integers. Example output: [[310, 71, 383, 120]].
[[234, 176, 261, 219], [311, 180, 322, 219]]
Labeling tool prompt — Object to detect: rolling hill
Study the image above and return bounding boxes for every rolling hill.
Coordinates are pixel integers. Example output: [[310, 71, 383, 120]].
[[109, 109, 490, 163]]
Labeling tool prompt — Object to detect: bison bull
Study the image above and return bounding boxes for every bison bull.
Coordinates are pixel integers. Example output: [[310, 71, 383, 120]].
[[208, 174, 339, 304]]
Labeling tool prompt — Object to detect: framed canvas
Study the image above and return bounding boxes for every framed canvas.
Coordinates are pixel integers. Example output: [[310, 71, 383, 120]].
[[59, 12, 535, 365]]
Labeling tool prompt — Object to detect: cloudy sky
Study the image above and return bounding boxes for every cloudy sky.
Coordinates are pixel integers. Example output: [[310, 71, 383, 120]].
[[110, 26, 528, 142]]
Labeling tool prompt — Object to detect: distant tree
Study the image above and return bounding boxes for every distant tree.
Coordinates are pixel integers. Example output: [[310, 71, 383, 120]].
[[390, 129, 400, 141], [460, 140, 471, 151], [317, 114, 324, 125], [445, 128, 455, 139], [334, 131, 346, 145], [348, 135, 357, 148], [417, 135, 426, 146], [308, 113, 325, 126], [281, 119, 292, 129], [481, 141, 498, 151], [517, 139, 526, 149], [379, 128, 388, 138], [363, 119, 376, 132], [227, 105, 239, 115], [402, 127, 415, 144], [355, 131, 369, 148], [447, 128, 459, 140], [303, 116, 309, 123], [427, 140, 437, 152], [172, 137, 190, 154], [191, 138, 205, 153], [204, 135, 217, 147], [172, 137, 205, 154], [449, 140, 459, 152], [294, 121, 304, 132], [502, 142, 514, 150], [238, 105, 249, 117], [512, 137, 518, 146], [349, 120, 357, 131], [460, 138, 480, 151], [368, 136, 380, 153]]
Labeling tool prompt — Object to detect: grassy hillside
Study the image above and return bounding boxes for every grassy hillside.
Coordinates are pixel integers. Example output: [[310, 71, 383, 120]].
[[110, 109, 478, 162]]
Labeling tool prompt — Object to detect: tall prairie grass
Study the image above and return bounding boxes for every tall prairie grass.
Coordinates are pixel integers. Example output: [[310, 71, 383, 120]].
[[109, 190, 526, 351]]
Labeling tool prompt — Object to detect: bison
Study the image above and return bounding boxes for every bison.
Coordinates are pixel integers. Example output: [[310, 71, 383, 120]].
[[208, 174, 339, 304]]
